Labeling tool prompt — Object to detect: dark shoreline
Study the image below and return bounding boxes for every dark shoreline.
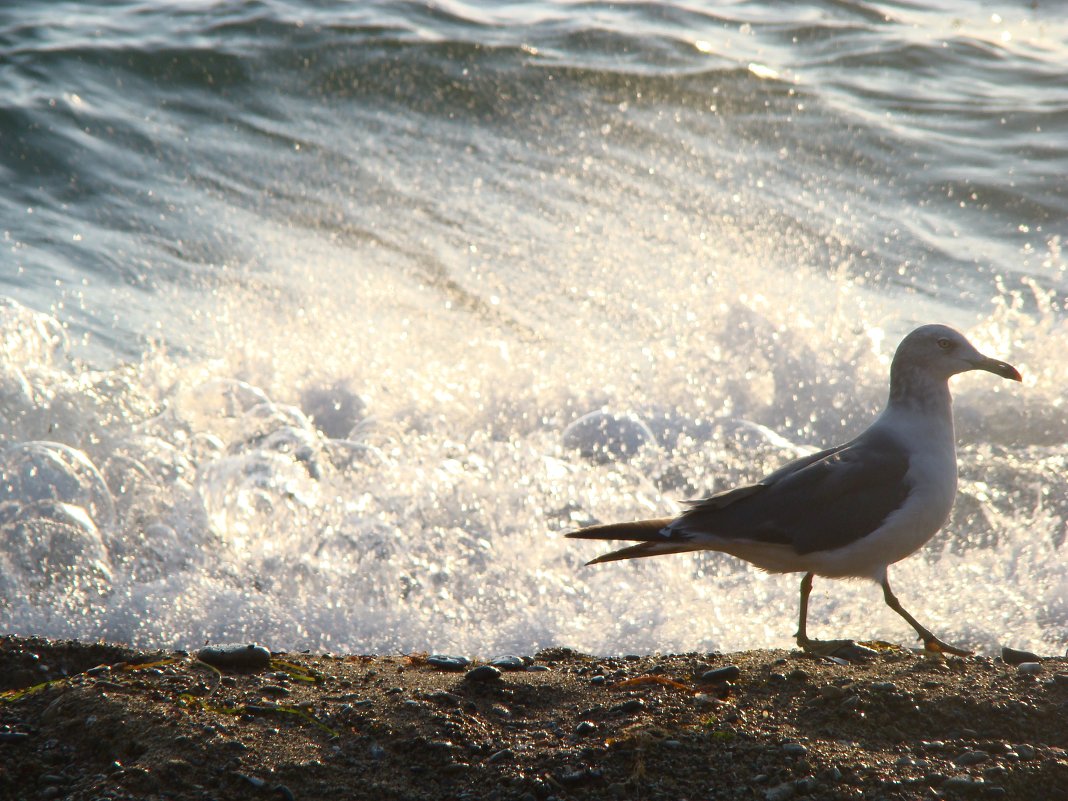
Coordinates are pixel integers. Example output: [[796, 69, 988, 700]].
[[1, 636, 1066, 800]]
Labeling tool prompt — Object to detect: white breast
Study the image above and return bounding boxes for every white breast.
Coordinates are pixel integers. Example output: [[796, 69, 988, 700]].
[[813, 407, 958, 580]]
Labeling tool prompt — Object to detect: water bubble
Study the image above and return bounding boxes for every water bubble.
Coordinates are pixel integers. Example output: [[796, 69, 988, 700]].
[[0, 499, 112, 602], [0, 441, 116, 531], [562, 410, 658, 463]]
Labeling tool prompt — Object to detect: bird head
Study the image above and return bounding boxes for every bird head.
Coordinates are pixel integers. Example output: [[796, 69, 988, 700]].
[[892, 324, 1022, 383]]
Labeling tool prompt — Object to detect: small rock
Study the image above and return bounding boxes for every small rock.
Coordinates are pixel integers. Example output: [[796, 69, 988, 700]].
[[197, 643, 271, 670], [574, 721, 597, 736], [839, 694, 862, 709], [942, 776, 984, 793], [591, 675, 606, 686], [487, 748, 514, 764], [611, 698, 645, 715], [427, 691, 461, 707], [765, 780, 796, 801], [694, 693, 720, 709], [489, 655, 527, 671], [526, 664, 550, 672], [427, 654, 470, 671], [490, 703, 512, 719], [1001, 646, 1041, 665], [464, 665, 502, 682], [782, 742, 808, 757], [794, 777, 819, 793], [556, 767, 603, 787], [1017, 662, 1042, 676], [1014, 744, 1037, 760], [871, 682, 897, 692], [700, 665, 741, 684], [259, 685, 290, 698], [953, 750, 989, 767]]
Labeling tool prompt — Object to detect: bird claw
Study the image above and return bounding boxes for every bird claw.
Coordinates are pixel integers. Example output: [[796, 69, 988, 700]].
[[796, 637, 878, 662], [922, 637, 972, 657]]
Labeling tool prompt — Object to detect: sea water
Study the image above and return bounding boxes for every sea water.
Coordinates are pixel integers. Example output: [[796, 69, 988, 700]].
[[1, 0, 1066, 656]]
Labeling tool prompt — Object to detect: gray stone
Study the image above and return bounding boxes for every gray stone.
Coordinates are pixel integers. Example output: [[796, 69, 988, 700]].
[[197, 643, 271, 670], [464, 665, 502, 682], [700, 665, 740, 683], [427, 654, 470, 671]]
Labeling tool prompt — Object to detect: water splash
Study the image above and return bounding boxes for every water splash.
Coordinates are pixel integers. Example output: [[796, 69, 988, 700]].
[[0, 277, 1063, 657]]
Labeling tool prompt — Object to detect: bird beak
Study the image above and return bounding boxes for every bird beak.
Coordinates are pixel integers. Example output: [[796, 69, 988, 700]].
[[972, 356, 1022, 382]]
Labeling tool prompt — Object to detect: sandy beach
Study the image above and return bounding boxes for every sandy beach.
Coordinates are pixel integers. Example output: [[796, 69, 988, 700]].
[[1, 636, 1066, 800]]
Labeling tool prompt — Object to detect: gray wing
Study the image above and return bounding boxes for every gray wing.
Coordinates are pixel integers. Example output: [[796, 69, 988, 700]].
[[670, 428, 911, 555]]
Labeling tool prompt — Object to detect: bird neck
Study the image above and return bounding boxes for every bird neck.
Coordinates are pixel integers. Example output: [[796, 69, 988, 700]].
[[886, 362, 954, 420]]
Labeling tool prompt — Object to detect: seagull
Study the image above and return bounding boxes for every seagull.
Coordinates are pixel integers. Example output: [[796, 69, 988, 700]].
[[567, 325, 1021, 657]]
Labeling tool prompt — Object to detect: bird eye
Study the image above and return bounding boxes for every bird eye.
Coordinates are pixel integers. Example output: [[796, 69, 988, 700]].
[[937, 338, 953, 350]]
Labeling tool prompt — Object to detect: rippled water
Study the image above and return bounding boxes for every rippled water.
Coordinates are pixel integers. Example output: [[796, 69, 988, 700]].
[[1, 0, 1066, 656]]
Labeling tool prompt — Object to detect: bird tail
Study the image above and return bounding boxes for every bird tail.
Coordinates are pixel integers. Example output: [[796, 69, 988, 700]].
[[566, 518, 697, 564]]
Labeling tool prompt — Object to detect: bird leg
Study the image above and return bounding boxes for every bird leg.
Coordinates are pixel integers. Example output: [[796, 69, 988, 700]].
[[880, 577, 972, 656], [795, 572, 875, 661], [795, 572, 815, 647]]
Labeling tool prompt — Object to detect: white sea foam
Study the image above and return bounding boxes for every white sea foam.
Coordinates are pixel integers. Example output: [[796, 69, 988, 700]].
[[0, 243, 1064, 658]]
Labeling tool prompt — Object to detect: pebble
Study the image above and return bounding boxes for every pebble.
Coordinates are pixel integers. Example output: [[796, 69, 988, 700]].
[[1014, 744, 1037, 760], [197, 644, 271, 670], [590, 675, 606, 686], [574, 721, 597, 736], [556, 767, 603, 787], [526, 664, 550, 672], [953, 750, 989, 767], [764, 781, 796, 801], [427, 655, 470, 671], [941, 776, 985, 793], [1017, 662, 1042, 676], [700, 665, 740, 684], [464, 665, 502, 682], [782, 742, 808, 757], [487, 748, 514, 764], [259, 685, 290, 698], [1052, 673, 1068, 687], [427, 691, 461, 707], [795, 777, 819, 793], [611, 699, 645, 715], [1001, 646, 1041, 665], [489, 655, 527, 671], [818, 685, 846, 700]]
